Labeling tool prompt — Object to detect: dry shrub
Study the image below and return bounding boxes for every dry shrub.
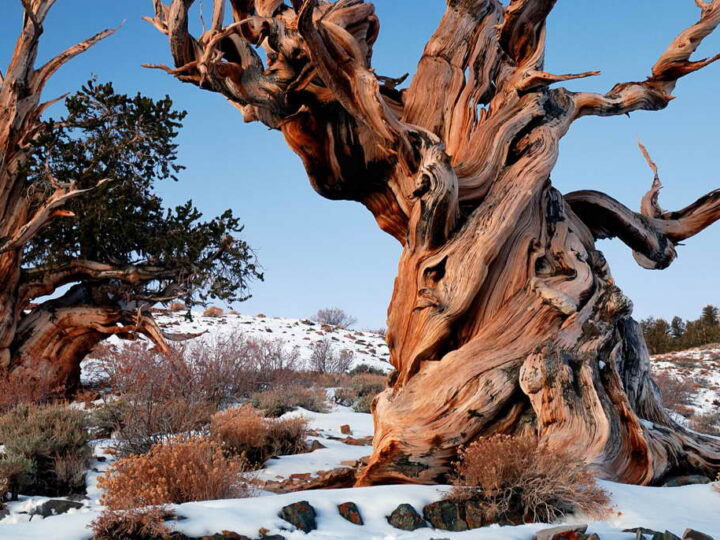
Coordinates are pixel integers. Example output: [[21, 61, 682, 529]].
[[98, 436, 251, 510], [0, 370, 55, 413], [653, 371, 698, 416], [167, 301, 187, 312], [312, 307, 357, 328], [0, 404, 91, 497], [309, 339, 354, 373], [90, 507, 170, 540], [210, 406, 308, 466], [451, 435, 610, 524], [251, 386, 327, 417], [96, 398, 215, 457], [691, 412, 720, 436], [203, 306, 224, 318], [333, 374, 385, 413]]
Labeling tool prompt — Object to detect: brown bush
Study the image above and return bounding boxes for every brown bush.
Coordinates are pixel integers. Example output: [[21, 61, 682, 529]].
[[90, 508, 170, 540], [0, 370, 55, 413], [309, 339, 354, 374], [451, 435, 610, 524], [333, 374, 385, 413], [203, 306, 224, 318], [210, 406, 308, 466], [0, 404, 91, 497], [251, 386, 327, 417], [691, 412, 720, 436], [312, 308, 357, 328], [168, 301, 187, 312], [95, 398, 215, 457], [98, 436, 252, 510], [653, 371, 699, 416]]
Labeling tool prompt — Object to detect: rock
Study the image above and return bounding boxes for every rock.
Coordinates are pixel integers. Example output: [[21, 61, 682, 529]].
[[387, 503, 426, 531], [662, 475, 712, 487], [463, 499, 486, 529], [342, 436, 372, 446], [423, 500, 468, 531], [338, 502, 363, 525], [278, 501, 317, 533], [651, 532, 681, 540], [625, 528, 662, 537], [308, 440, 326, 451], [683, 530, 714, 540], [340, 424, 352, 435], [534, 524, 588, 540], [30, 499, 84, 518]]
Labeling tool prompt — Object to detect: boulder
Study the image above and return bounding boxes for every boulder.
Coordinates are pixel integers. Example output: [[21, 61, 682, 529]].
[[662, 475, 712, 487], [30, 499, 84, 518], [278, 501, 317, 533], [387, 503, 425, 531], [534, 524, 588, 540], [308, 440, 326, 451], [340, 425, 352, 435], [338, 502, 363, 525], [683, 530, 715, 540], [423, 500, 468, 531]]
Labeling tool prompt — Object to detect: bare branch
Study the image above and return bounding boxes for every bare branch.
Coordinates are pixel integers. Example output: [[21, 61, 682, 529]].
[[32, 25, 119, 95], [637, 141, 664, 218], [575, 0, 720, 118], [518, 69, 600, 93], [0, 178, 111, 254]]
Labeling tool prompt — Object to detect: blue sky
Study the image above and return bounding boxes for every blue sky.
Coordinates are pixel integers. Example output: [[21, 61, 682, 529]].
[[1, 1, 719, 328]]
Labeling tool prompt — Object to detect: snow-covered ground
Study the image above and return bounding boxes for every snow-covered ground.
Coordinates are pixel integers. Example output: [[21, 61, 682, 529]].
[[2, 398, 720, 539], [651, 344, 720, 417], [3, 314, 720, 539], [81, 310, 392, 384]]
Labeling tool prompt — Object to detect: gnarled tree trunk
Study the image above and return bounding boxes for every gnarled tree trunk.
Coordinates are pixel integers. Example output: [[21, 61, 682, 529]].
[[149, 0, 720, 485], [0, 1, 172, 395]]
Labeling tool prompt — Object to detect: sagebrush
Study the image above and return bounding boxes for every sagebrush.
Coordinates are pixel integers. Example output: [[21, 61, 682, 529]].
[[451, 434, 610, 524], [0, 404, 91, 497], [98, 436, 252, 509]]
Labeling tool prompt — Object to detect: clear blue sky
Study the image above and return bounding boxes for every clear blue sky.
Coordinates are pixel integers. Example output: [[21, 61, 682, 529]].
[[2, 1, 719, 328]]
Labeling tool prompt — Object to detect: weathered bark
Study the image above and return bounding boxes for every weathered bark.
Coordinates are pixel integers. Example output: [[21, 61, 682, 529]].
[[149, 0, 720, 485], [0, 1, 174, 394]]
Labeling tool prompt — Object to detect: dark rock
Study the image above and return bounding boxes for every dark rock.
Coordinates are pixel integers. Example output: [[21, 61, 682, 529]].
[[534, 524, 588, 540], [30, 499, 84, 518], [278, 501, 317, 533], [387, 503, 425, 531], [340, 424, 352, 435], [683, 530, 715, 540], [257, 536, 286, 540], [338, 502, 363, 525], [308, 440, 327, 451], [624, 528, 662, 537], [423, 500, 468, 531], [651, 532, 681, 540], [462, 499, 486, 529], [662, 475, 712, 487]]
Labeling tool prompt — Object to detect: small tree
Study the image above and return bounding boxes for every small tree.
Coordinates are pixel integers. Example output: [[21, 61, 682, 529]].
[[670, 316, 686, 340], [312, 308, 357, 328], [701, 305, 719, 327]]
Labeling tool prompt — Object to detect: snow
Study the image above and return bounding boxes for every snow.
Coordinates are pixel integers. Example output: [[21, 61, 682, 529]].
[[4, 316, 720, 539], [81, 311, 392, 384], [2, 481, 719, 539]]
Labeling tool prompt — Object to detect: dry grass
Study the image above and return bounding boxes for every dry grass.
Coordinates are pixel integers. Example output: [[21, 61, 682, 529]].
[[90, 507, 170, 540], [210, 405, 308, 467], [98, 436, 252, 510], [451, 434, 610, 524]]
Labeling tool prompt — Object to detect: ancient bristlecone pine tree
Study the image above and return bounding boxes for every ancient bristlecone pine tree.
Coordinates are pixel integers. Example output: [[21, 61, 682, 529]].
[[148, 0, 720, 485], [1, 2, 258, 395]]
